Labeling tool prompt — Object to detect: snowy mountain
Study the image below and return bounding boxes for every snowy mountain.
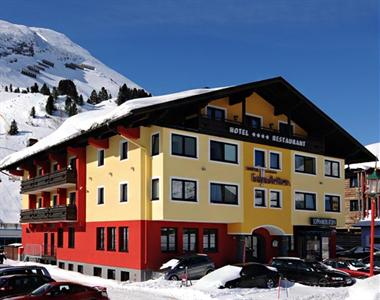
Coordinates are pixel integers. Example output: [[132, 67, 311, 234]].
[[0, 20, 143, 223]]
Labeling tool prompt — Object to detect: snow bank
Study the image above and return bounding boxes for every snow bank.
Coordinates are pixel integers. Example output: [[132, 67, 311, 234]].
[[194, 265, 242, 290], [346, 274, 380, 300]]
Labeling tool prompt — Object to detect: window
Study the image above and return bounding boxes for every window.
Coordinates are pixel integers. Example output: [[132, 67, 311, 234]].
[[52, 163, 58, 172], [107, 269, 116, 280], [152, 178, 159, 200], [68, 227, 75, 248], [93, 267, 102, 277], [245, 115, 262, 129], [120, 141, 128, 160], [325, 195, 340, 212], [120, 271, 130, 281], [295, 192, 316, 210], [77, 265, 83, 274], [183, 228, 198, 252], [120, 183, 128, 202], [37, 197, 42, 208], [119, 227, 128, 252], [270, 190, 281, 208], [210, 183, 238, 205], [152, 133, 159, 156], [97, 149, 105, 166], [350, 176, 358, 188], [68, 264, 73, 271], [207, 106, 225, 121], [171, 179, 197, 202], [325, 160, 340, 178], [69, 192, 76, 206], [58, 262, 65, 269], [69, 157, 77, 172], [97, 187, 104, 205], [107, 227, 116, 251], [295, 155, 316, 175], [269, 152, 280, 170], [210, 141, 238, 164], [279, 122, 294, 135], [57, 228, 63, 248], [160, 228, 177, 252], [203, 229, 217, 252], [254, 189, 266, 207], [254, 149, 265, 168], [52, 194, 57, 207], [350, 200, 359, 211], [96, 227, 105, 250], [171, 134, 197, 158]]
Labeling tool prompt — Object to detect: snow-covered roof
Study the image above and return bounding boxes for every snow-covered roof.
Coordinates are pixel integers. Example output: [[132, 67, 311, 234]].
[[0, 87, 222, 169], [347, 142, 380, 170]]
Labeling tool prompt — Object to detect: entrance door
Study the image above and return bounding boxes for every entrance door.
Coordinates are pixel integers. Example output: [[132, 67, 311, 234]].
[[245, 234, 266, 263]]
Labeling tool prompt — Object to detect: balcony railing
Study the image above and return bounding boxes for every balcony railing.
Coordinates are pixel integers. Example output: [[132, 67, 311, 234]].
[[20, 205, 77, 223], [21, 168, 76, 194]]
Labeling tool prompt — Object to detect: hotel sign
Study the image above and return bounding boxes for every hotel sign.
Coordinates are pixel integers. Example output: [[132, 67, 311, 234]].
[[251, 174, 290, 186], [310, 218, 337, 226], [228, 126, 307, 148]]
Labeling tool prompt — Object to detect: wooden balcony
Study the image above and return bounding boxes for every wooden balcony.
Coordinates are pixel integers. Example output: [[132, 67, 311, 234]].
[[20, 205, 77, 223], [21, 168, 76, 194]]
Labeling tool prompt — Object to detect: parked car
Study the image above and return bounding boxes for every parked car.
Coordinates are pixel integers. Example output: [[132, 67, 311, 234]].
[[0, 266, 51, 278], [336, 246, 380, 259], [271, 257, 354, 287], [223, 262, 279, 289], [5, 282, 109, 300], [336, 245, 345, 252], [323, 258, 374, 278], [0, 274, 54, 299], [162, 254, 215, 280]]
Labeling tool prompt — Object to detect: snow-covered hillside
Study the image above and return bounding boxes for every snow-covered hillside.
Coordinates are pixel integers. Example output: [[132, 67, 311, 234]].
[[0, 19, 142, 98], [0, 19, 143, 223]]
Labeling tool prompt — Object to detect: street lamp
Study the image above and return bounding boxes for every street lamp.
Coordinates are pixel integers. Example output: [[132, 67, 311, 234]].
[[367, 168, 380, 276]]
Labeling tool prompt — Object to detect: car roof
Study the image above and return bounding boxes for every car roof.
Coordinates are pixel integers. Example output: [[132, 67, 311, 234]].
[[234, 262, 264, 267], [273, 257, 302, 260], [0, 273, 45, 279]]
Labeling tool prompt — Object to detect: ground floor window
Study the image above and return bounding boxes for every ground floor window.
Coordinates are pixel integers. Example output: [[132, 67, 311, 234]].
[[93, 267, 102, 277], [161, 228, 177, 252], [203, 229, 217, 252], [107, 269, 116, 280], [121, 271, 130, 281], [183, 228, 198, 252], [107, 227, 116, 251]]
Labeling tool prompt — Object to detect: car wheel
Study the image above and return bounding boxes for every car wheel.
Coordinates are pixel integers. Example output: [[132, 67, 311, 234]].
[[169, 275, 179, 281], [318, 278, 329, 287], [266, 278, 276, 289]]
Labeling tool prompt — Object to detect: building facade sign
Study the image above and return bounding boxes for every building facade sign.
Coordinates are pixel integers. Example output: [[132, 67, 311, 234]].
[[228, 126, 306, 148], [251, 174, 290, 186], [310, 217, 337, 226]]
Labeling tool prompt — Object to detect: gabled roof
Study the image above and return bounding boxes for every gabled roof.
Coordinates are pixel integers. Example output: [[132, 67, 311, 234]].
[[0, 77, 376, 170]]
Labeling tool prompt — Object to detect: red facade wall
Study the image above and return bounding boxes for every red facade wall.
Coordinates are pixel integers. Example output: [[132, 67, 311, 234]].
[[22, 220, 237, 271]]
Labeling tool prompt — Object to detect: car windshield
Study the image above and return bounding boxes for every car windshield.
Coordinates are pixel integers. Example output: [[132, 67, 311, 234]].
[[31, 283, 51, 296], [350, 260, 367, 268], [309, 262, 329, 270]]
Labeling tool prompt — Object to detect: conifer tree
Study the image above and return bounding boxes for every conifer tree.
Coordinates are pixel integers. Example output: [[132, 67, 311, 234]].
[[87, 90, 99, 104], [45, 95, 55, 115], [68, 103, 78, 116], [57, 79, 78, 100], [9, 84, 13, 92], [40, 83, 50, 95], [65, 96, 72, 114], [51, 87, 59, 100], [30, 83, 39, 93], [77, 94, 84, 106], [8, 120, 18, 135], [4, 86, 8, 92], [30, 106, 36, 118], [116, 84, 128, 105], [14, 87, 20, 93], [98, 87, 109, 102]]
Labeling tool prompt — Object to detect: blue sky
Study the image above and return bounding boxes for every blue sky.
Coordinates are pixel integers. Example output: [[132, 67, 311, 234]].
[[1, 0, 379, 145]]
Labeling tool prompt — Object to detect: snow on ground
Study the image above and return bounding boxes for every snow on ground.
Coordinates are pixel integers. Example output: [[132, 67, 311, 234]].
[[4, 259, 380, 300]]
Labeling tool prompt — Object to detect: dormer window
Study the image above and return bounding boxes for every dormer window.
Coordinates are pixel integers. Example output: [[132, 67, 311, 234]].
[[207, 106, 225, 121]]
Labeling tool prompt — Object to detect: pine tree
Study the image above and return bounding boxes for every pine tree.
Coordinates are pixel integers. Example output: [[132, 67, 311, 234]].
[[51, 87, 59, 100], [68, 103, 78, 116], [14, 87, 20, 93], [8, 120, 18, 135], [65, 96, 72, 114], [98, 87, 109, 102], [87, 90, 99, 104], [30, 106, 36, 118], [57, 79, 78, 100], [116, 84, 128, 105], [77, 94, 84, 106], [4, 86, 8, 92], [40, 83, 50, 95], [30, 83, 39, 93], [45, 95, 55, 115], [9, 84, 13, 92]]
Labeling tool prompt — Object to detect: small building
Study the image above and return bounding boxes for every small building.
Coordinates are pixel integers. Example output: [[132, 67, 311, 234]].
[[0, 223, 22, 249], [0, 77, 375, 281]]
